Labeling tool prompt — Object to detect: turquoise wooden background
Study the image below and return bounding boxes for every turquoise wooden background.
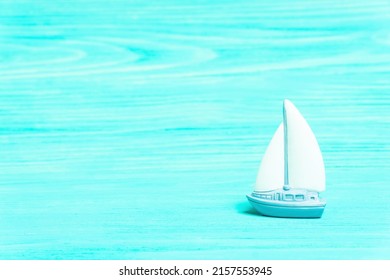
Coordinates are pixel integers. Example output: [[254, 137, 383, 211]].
[[0, 0, 389, 259]]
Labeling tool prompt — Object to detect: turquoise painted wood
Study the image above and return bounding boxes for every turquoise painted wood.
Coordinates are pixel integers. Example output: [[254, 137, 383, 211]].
[[0, 0, 389, 259]]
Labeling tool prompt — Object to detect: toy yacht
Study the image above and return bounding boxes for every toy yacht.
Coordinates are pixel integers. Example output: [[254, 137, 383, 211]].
[[247, 100, 326, 218]]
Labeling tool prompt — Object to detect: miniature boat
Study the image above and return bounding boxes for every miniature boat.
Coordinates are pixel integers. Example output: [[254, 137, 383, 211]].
[[246, 99, 326, 218]]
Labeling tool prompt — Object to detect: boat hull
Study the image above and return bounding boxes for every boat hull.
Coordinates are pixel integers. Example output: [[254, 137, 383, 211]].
[[246, 194, 325, 218]]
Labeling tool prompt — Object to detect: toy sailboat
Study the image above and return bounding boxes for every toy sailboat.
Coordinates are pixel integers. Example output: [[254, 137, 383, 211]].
[[246, 99, 326, 218]]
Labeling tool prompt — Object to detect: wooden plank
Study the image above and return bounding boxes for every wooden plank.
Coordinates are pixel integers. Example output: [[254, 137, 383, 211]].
[[0, 0, 389, 259]]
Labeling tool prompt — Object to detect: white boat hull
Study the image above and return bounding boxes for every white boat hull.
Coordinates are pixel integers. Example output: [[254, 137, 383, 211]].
[[247, 193, 325, 218]]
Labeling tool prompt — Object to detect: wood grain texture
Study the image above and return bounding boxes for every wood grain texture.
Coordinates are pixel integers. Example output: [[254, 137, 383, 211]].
[[0, 0, 389, 259]]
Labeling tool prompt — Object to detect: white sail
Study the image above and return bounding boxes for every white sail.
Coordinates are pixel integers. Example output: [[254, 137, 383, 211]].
[[284, 100, 325, 192], [255, 123, 284, 191], [254, 100, 325, 192]]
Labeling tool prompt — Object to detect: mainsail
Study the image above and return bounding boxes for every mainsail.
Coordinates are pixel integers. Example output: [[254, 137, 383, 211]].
[[255, 100, 325, 192]]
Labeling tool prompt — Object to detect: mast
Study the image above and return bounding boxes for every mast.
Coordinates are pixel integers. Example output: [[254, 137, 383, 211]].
[[283, 100, 290, 191]]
